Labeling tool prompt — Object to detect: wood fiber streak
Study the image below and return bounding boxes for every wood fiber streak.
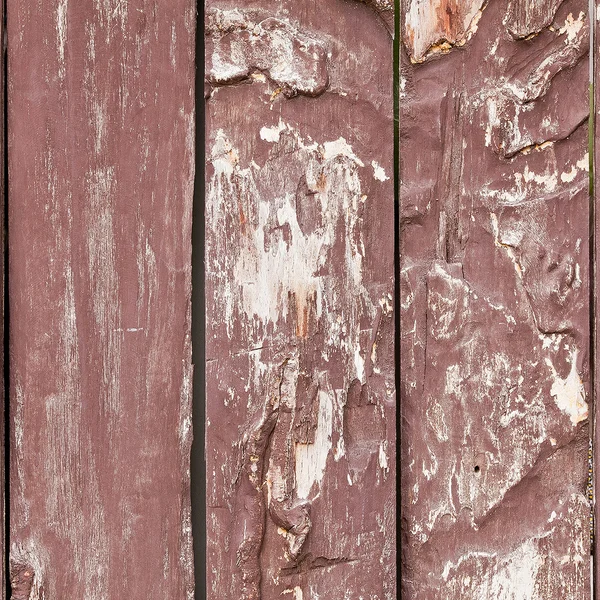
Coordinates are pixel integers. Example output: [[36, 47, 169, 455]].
[[205, 2, 395, 599], [8, 2, 195, 598], [401, 0, 591, 597]]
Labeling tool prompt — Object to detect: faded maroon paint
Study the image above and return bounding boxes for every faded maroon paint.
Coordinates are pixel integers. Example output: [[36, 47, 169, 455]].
[[205, 2, 395, 599], [8, 2, 194, 598], [401, 0, 591, 597]]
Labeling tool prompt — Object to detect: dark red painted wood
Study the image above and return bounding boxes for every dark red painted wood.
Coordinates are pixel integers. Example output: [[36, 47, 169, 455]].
[[401, 0, 592, 597], [8, 2, 195, 597], [205, 2, 396, 598]]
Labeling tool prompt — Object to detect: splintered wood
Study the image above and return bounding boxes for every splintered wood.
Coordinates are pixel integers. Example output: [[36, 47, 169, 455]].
[[8, 1, 195, 598], [205, 1, 395, 598], [401, 0, 591, 598]]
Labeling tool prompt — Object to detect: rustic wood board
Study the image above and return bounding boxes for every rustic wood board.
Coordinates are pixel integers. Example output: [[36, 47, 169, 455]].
[[205, 2, 395, 598], [8, 2, 195, 597], [401, 0, 591, 597]]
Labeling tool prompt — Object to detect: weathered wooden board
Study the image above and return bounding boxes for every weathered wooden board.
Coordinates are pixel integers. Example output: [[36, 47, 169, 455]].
[[401, 0, 591, 597], [8, 2, 195, 597], [205, 2, 395, 598]]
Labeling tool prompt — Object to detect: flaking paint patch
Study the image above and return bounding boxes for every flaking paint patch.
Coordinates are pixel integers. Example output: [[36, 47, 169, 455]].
[[402, 0, 590, 595], [282, 587, 304, 600], [206, 3, 395, 590], [372, 160, 389, 181], [207, 11, 329, 97], [260, 120, 288, 143], [209, 128, 372, 375], [379, 442, 389, 474], [491, 212, 523, 278], [322, 137, 364, 166], [295, 390, 334, 500], [559, 12, 586, 43], [403, 0, 485, 62], [545, 349, 588, 426], [442, 538, 546, 599]]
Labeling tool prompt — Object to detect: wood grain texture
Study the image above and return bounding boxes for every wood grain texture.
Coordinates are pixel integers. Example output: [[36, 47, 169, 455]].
[[205, 2, 395, 599], [401, 0, 591, 597], [8, 2, 195, 597]]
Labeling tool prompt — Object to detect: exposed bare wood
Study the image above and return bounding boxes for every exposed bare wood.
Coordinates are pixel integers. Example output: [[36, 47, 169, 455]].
[[401, 0, 591, 597], [8, 2, 195, 597], [205, 1, 395, 598]]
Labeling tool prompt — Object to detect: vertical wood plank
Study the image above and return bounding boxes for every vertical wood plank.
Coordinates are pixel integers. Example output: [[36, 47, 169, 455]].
[[205, 2, 395, 598], [401, 0, 592, 597], [8, 2, 195, 597]]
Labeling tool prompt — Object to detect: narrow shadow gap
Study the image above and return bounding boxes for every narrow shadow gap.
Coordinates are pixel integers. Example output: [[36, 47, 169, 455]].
[[393, 2, 400, 599], [3, 0, 9, 595], [591, 2, 597, 598], [191, 2, 206, 599]]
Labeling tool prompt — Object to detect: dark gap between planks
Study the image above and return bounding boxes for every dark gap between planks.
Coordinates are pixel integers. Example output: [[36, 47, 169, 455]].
[[393, 1, 401, 599], [3, 0, 9, 595], [191, 1, 207, 599], [591, 1, 597, 598]]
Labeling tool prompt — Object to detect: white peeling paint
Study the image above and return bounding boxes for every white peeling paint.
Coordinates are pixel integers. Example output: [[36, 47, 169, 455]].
[[561, 165, 578, 183], [491, 212, 523, 278], [545, 349, 588, 426], [379, 442, 389, 474], [282, 587, 304, 600], [577, 153, 590, 171], [295, 390, 333, 500], [372, 160, 389, 181], [559, 12, 586, 43], [210, 130, 239, 176], [322, 137, 364, 166], [260, 120, 288, 143]]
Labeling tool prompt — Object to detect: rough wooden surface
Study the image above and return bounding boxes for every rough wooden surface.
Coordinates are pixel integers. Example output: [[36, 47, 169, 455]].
[[8, 2, 195, 597], [205, 2, 395, 598], [401, 0, 591, 597]]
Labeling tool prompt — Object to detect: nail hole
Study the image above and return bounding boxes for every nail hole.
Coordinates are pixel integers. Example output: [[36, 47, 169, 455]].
[[474, 465, 480, 473]]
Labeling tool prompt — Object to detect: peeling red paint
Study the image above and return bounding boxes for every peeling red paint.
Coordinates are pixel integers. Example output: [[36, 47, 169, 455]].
[[206, 2, 395, 599], [401, 0, 591, 597]]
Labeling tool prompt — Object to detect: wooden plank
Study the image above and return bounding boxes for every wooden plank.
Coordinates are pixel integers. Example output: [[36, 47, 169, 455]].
[[8, 2, 195, 597], [205, 2, 395, 598], [401, 0, 592, 597]]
